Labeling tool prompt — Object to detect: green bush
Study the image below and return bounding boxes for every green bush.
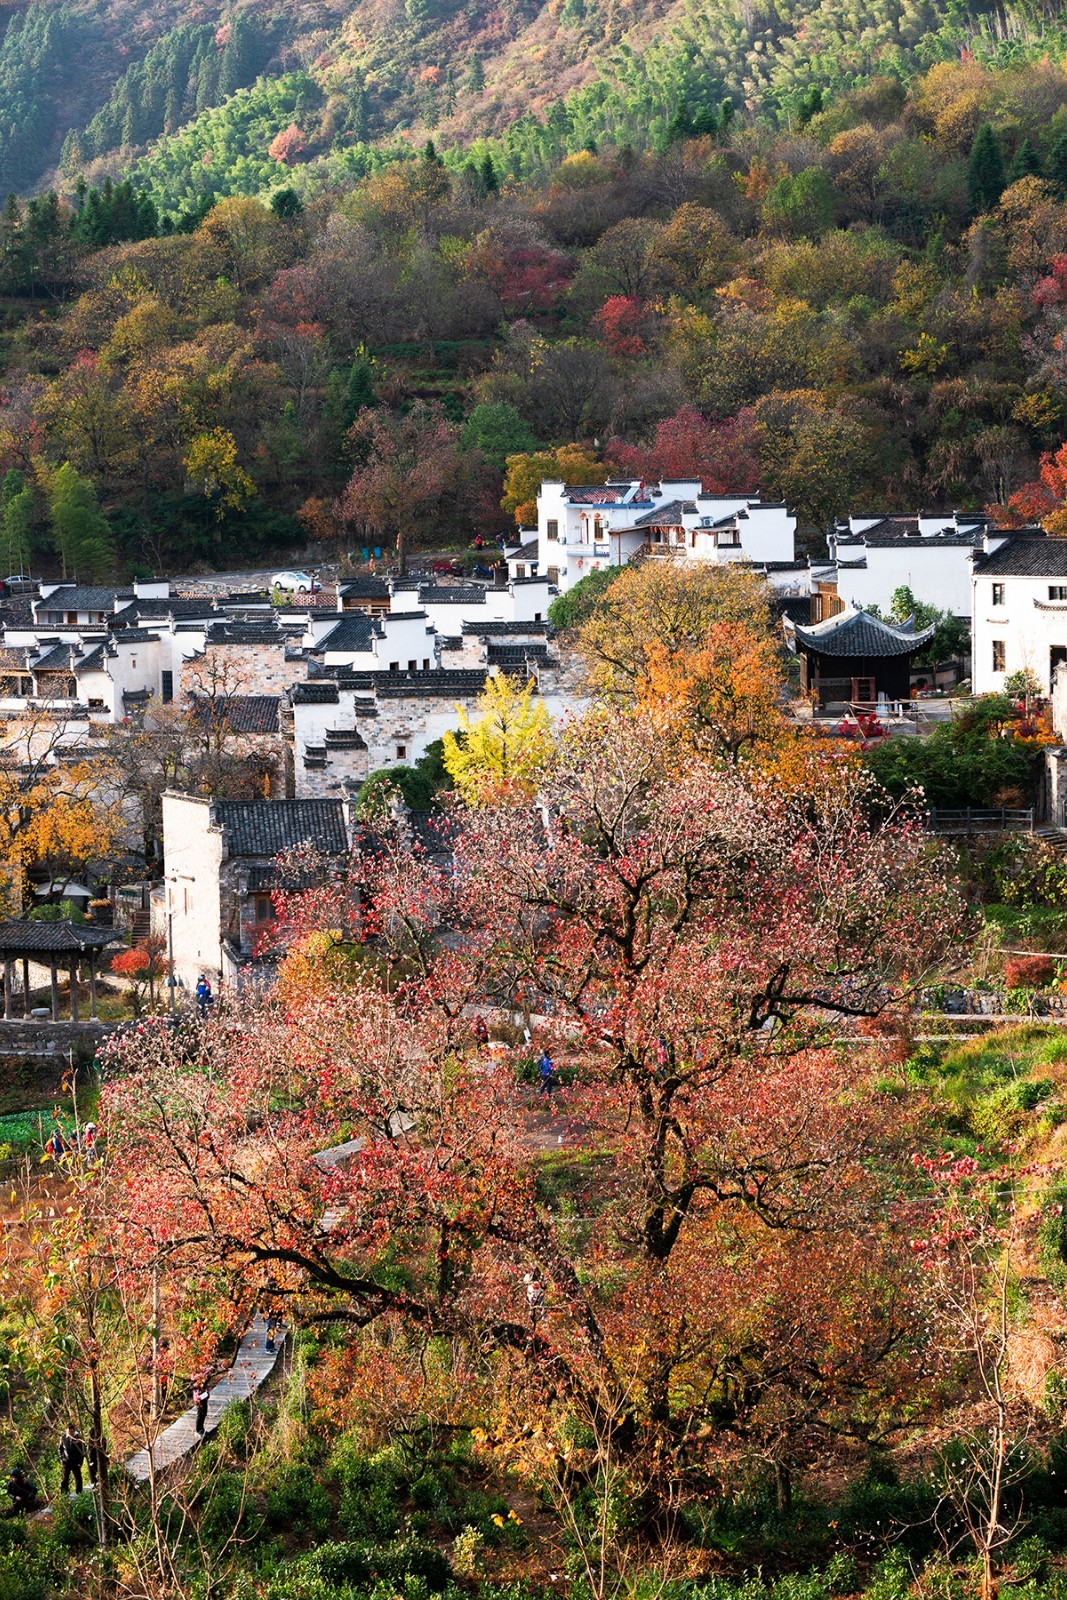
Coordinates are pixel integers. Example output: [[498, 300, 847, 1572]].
[[291, 1542, 371, 1584], [970, 1078, 1055, 1143], [327, 1439, 403, 1540], [264, 1461, 333, 1536], [373, 1537, 452, 1591]]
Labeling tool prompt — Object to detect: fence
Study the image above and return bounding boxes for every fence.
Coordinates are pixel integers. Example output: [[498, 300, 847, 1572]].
[[929, 808, 1034, 835]]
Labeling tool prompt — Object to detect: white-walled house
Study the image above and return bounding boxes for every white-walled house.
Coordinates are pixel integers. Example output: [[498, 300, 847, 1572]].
[[535, 481, 797, 593], [830, 513, 990, 617], [970, 535, 1067, 694], [159, 792, 352, 989]]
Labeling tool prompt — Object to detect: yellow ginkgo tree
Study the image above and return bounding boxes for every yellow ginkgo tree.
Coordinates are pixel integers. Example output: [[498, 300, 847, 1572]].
[[442, 673, 552, 805]]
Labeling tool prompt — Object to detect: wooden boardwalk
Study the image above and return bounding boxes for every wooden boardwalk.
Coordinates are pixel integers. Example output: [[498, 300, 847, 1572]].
[[126, 1315, 285, 1482]]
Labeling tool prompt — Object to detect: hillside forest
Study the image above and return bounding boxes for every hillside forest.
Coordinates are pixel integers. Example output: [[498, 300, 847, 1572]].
[[17, 41, 1067, 571]]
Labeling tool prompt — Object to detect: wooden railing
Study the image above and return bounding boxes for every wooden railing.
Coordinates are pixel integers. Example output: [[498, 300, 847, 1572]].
[[929, 808, 1034, 834]]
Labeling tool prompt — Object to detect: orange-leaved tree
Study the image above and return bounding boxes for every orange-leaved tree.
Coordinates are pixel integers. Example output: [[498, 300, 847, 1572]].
[[501, 443, 603, 527], [1000, 440, 1067, 533]]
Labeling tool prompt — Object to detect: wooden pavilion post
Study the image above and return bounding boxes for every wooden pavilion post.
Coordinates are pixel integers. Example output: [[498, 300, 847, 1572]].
[[21, 957, 29, 1015], [89, 955, 98, 1021], [2, 959, 11, 1018], [49, 961, 59, 1021], [70, 960, 79, 1023]]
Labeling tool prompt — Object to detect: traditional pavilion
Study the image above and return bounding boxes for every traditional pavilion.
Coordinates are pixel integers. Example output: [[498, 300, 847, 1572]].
[[784, 606, 936, 712], [0, 920, 122, 1022]]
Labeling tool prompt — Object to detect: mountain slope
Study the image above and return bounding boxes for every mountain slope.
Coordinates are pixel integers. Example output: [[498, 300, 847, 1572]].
[[3, 0, 1067, 202]]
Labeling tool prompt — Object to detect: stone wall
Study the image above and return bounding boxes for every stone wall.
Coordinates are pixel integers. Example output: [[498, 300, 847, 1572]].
[[181, 642, 296, 698]]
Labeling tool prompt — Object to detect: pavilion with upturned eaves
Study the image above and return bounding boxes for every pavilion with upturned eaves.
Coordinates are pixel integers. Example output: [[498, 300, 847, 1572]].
[[0, 920, 122, 1022], [784, 606, 936, 712]]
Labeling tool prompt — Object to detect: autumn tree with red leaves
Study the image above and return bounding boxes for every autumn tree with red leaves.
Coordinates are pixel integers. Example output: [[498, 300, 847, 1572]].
[[606, 404, 762, 492], [338, 401, 470, 573], [268, 123, 307, 167], [100, 710, 964, 1545]]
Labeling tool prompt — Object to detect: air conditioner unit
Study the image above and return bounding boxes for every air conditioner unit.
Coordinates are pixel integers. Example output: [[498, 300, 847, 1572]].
[[700, 517, 714, 527]]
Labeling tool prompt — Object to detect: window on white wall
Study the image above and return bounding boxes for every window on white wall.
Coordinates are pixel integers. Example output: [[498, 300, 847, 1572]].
[[992, 640, 1006, 672], [1050, 587, 1067, 601], [992, 583, 1005, 605]]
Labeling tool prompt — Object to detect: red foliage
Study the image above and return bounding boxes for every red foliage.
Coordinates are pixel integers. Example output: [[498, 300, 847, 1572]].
[[111, 946, 149, 976], [268, 123, 307, 167], [606, 405, 763, 491], [1003, 954, 1055, 990], [1003, 440, 1067, 530], [1032, 256, 1067, 308], [591, 295, 649, 356], [101, 726, 964, 1490], [467, 235, 573, 315]]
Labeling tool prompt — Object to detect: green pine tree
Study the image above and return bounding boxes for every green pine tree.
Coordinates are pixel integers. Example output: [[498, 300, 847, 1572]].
[[443, 66, 456, 118], [467, 55, 484, 95], [1049, 132, 1067, 195], [1009, 137, 1042, 182], [667, 103, 693, 143], [344, 357, 377, 427], [480, 152, 498, 193], [968, 122, 1006, 215]]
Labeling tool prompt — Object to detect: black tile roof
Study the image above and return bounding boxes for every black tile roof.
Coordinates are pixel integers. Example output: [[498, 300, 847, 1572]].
[[0, 919, 121, 953], [290, 682, 339, 705], [36, 586, 130, 611], [189, 695, 281, 734], [631, 499, 697, 527], [214, 799, 348, 857], [789, 608, 935, 659], [417, 585, 487, 605], [315, 616, 381, 653], [323, 668, 489, 699], [487, 643, 552, 664], [507, 538, 539, 563], [204, 622, 293, 644], [339, 576, 391, 598], [971, 534, 1065, 576], [113, 598, 214, 623], [461, 620, 550, 635], [32, 644, 79, 672]]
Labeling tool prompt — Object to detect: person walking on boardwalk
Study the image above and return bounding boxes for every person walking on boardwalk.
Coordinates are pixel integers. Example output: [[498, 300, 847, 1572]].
[[59, 1424, 84, 1495], [538, 1050, 556, 1095], [192, 1376, 210, 1437]]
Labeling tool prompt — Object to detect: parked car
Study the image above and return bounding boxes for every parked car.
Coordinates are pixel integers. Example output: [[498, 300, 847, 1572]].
[[431, 559, 465, 576], [271, 570, 320, 594]]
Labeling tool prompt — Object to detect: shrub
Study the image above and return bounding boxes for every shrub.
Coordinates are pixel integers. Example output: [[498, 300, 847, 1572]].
[[970, 1079, 1054, 1143], [1005, 955, 1056, 990], [264, 1461, 333, 1536], [372, 1536, 452, 1591], [293, 1542, 371, 1584]]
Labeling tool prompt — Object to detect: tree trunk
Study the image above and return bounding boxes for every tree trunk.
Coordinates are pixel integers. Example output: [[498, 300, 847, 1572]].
[[774, 1459, 792, 1513]]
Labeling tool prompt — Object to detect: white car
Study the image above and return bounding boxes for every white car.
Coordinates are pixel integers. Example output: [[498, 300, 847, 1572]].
[[271, 570, 320, 595]]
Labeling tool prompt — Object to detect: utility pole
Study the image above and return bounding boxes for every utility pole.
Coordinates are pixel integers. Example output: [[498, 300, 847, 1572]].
[[166, 907, 176, 1014]]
